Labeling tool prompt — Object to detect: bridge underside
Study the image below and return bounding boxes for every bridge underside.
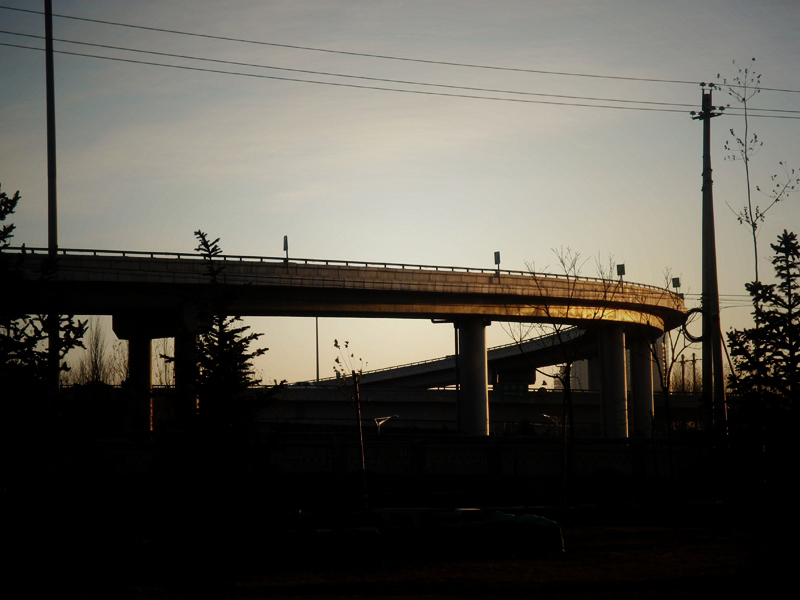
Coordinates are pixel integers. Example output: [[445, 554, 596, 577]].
[[351, 321, 653, 438], [6, 252, 685, 438], [356, 327, 594, 389], [112, 315, 655, 439]]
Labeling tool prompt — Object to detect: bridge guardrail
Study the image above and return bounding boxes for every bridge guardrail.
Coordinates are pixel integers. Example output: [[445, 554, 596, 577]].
[[4, 246, 674, 295]]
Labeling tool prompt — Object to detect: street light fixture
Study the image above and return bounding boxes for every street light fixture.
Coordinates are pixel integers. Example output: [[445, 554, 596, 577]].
[[374, 415, 399, 433]]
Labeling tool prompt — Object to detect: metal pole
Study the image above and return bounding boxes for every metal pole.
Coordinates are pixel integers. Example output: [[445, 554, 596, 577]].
[[454, 323, 460, 426], [353, 371, 367, 509], [693, 87, 727, 439], [45, 0, 57, 256], [681, 354, 685, 392], [45, 0, 60, 394], [315, 317, 319, 382]]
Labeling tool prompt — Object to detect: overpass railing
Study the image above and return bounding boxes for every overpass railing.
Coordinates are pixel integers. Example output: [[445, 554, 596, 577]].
[[5, 246, 673, 294]]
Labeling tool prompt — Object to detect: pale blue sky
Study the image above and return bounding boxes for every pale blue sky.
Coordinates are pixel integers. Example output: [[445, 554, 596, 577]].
[[2, 1, 799, 382]]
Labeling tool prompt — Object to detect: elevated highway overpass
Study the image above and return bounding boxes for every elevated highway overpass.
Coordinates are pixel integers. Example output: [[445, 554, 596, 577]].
[[5, 247, 686, 437], [6, 248, 685, 330], [318, 328, 592, 389]]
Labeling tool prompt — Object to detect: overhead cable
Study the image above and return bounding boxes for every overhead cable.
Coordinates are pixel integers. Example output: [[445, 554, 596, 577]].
[[0, 31, 705, 110], [5, 41, 800, 119], [2, 4, 799, 94], [0, 42, 696, 113]]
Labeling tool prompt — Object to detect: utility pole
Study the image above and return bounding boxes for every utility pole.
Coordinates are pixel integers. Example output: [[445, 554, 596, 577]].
[[691, 85, 727, 442], [45, 0, 60, 394], [45, 0, 57, 256]]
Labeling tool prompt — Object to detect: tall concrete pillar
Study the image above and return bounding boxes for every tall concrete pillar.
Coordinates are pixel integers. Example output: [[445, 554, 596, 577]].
[[127, 337, 152, 430], [174, 332, 198, 424], [128, 337, 152, 392], [628, 331, 654, 438], [457, 319, 489, 436], [600, 325, 627, 438], [652, 334, 666, 393], [585, 355, 602, 391]]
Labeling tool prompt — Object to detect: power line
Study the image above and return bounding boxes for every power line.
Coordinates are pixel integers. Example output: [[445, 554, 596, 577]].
[[0, 42, 699, 113], [0, 30, 705, 111], [6, 40, 800, 119], [720, 112, 800, 120], [3, 4, 800, 95], [20, 31, 800, 114]]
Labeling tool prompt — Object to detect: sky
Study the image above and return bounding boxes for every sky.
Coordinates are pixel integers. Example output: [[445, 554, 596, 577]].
[[2, 1, 799, 384]]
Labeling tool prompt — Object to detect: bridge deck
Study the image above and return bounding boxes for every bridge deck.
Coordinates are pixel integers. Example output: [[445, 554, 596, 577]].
[[5, 248, 686, 333]]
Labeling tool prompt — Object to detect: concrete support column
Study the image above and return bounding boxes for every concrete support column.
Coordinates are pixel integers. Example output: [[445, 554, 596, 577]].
[[585, 355, 602, 391], [174, 332, 198, 424], [600, 325, 627, 438], [128, 337, 152, 392], [652, 334, 666, 393], [457, 319, 489, 436], [628, 331, 654, 439], [127, 337, 152, 430]]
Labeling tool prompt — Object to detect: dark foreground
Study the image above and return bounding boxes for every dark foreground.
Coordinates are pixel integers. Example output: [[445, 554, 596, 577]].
[[214, 526, 762, 600], [4, 428, 790, 598], [8, 502, 784, 599]]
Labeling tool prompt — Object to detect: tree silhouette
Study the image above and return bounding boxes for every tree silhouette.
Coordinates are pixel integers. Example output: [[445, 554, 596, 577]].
[[503, 248, 624, 504], [193, 230, 269, 429], [718, 59, 799, 282], [0, 184, 20, 249], [333, 339, 368, 508], [628, 269, 697, 479], [727, 230, 798, 490], [0, 184, 87, 391], [65, 317, 121, 385], [728, 230, 799, 413]]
